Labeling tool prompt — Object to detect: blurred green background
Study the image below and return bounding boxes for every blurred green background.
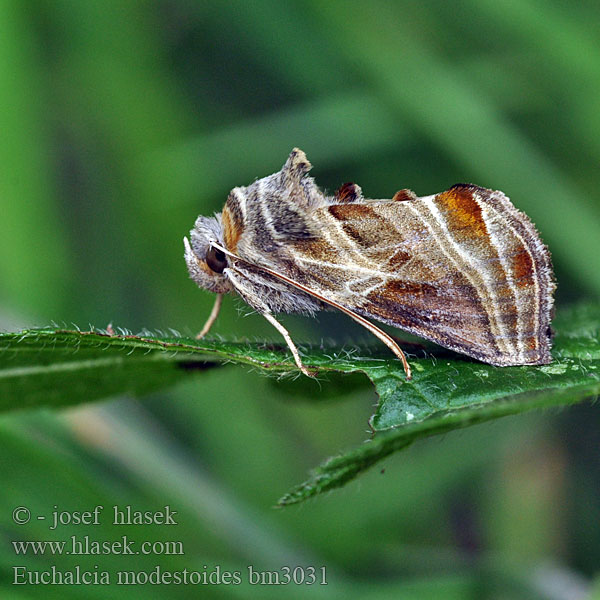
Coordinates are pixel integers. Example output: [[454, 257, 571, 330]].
[[1, 1, 600, 597]]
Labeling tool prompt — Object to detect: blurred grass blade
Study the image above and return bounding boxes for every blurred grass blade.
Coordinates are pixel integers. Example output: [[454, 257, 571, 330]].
[[470, 0, 600, 159], [0, 3, 70, 315], [0, 302, 599, 504], [142, 91, 406, 206]]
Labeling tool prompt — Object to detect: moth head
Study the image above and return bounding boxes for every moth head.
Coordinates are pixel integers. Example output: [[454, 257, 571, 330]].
[[184, 215, 234, 294]]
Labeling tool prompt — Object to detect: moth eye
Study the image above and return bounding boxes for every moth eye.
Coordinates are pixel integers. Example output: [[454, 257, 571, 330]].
[[206, 246, 227, 274]]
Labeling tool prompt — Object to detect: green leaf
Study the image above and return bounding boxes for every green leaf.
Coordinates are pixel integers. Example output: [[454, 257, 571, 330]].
[[1, 303, 599, 505], [0, 326, 364, 412], [278, 302, 600, 505]]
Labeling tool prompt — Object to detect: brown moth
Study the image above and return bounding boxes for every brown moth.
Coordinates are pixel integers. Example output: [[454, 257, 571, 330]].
[[184, 148, 555, 379]]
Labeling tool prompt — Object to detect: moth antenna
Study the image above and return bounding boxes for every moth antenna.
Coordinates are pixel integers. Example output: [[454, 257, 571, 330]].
[[209, 240, 412, 380], [261, 312, 315, 378], [344, 312, 412, 380], [196, 293, 223, 340]]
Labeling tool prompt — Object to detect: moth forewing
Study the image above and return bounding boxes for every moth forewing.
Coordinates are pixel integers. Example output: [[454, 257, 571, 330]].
[[293, 185, 555, 367], [185, 148, 555, 378]]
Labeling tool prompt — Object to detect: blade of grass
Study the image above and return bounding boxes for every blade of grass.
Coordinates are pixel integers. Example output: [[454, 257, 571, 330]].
[[0, 3, 70, 315], [140, 91, 408, 206]]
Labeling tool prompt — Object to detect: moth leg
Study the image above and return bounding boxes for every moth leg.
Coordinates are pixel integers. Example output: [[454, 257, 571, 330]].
[[196, 293, 223, 339], [261, 311, 315, 378]]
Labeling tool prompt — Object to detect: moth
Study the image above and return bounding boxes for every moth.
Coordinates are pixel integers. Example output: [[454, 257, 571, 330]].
[[184, 148, 555, 379]]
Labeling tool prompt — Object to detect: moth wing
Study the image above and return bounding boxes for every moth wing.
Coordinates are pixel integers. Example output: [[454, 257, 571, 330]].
[[284, 184, 553, 366]]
